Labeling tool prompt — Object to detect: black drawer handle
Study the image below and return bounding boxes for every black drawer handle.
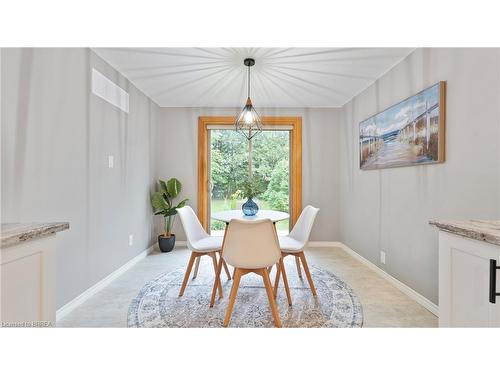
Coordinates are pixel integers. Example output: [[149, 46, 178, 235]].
[[490, 259, 500, 304]]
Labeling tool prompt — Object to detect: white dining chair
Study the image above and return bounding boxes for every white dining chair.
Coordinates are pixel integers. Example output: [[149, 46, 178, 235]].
[[176, 206, 231, 298], [210, 219, 292, 327], [274, 205, 319, 297]]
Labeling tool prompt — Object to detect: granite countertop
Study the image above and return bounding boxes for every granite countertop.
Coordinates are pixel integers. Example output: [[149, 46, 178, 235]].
[[1, 222, 70, 247], [429, 219, 500, 246]]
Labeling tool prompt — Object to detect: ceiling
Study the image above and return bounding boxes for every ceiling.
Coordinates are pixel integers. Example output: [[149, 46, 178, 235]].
[[93, 48, 414, 108]]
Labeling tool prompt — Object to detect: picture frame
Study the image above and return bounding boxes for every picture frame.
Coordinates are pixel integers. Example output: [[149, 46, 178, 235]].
[[359, 81, 446, 170]]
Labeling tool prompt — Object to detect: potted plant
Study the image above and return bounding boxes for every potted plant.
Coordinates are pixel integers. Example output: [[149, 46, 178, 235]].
[[240, 177, 265, 216], [150, 178, 188, 252]]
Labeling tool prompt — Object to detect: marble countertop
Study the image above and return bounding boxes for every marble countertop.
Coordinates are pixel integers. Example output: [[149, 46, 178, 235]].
[[1, 222, 70, 247], [429, 219, 500, 246]]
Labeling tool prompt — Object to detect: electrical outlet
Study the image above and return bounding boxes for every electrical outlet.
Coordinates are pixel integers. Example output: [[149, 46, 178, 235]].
[[129, 234, 133, 246], [108, 155, 114, 168], [380, 251, 386, 265]]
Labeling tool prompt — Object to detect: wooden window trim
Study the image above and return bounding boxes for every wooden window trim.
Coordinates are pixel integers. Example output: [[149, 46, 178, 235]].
[[198, 116, 302, 230]]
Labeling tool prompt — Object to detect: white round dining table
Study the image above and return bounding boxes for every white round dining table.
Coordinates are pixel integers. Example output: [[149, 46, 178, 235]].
[[211, 209, 289, 224]]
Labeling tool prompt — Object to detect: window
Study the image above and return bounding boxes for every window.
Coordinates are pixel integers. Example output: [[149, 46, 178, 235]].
[[197, 117, 302, 231], [209, 128, 290, 234]]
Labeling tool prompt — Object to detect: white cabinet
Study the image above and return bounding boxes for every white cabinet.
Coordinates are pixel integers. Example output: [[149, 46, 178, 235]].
[[1, 235, 57, 326], [1, 222, 68, 327], [439, 231, 500, 327]]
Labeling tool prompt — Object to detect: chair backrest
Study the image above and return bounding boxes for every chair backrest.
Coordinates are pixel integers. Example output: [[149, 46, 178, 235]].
[[176, 206, 208, 246], [288, 205, 320, 245], [222, 219, 281, 269]]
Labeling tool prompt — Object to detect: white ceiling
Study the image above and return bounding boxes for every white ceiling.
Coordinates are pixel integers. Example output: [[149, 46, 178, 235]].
[[93, 48, 414, 108]]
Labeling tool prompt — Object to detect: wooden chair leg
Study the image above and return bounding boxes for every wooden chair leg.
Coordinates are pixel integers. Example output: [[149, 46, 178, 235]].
[[210, 252, 223, 299], [295, 256, 303, 279], [219, 252, 231, 280], [279, 257, 292, 306], [223, 268, 242, 327], [299, 252, 317, 296], [273, 262, 281, 298], [210, 252, 224, 307], [192, 256, 201, 279], [179, 252, 197, 297], [261, 268, 282, 328]]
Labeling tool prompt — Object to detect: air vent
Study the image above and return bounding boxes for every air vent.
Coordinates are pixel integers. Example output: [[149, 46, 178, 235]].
[[91, 68, 129, 113]]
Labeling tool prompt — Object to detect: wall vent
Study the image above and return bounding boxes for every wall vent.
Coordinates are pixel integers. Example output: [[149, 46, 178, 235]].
[[91, 68, 129, 113]]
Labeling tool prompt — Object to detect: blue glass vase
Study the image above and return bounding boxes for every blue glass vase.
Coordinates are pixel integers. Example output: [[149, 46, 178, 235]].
[[242, 197, 259, 216]]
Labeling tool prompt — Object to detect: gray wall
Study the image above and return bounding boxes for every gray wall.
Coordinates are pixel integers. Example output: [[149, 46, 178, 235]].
[[3, 47, 499, 310], [339, 48, 500, 304], [1, 48, 159, 309], [156, 107, 341, 241]]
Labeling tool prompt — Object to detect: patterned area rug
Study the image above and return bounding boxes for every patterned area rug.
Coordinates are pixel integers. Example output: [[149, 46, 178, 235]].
[[128, 263, 363, 328]]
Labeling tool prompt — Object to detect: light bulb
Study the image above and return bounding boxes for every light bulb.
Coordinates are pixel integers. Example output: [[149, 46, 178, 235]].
[[244, 110, 253, 124]]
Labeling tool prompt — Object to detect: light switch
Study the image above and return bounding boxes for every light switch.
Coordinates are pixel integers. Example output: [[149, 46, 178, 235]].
[[108, 155, 114, 168]]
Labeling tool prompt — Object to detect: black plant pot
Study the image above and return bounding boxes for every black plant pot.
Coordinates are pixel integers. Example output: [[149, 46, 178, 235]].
[[158, 234, 175, 253]]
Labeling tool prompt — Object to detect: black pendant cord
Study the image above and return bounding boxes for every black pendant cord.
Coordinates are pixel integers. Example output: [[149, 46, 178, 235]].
[[247, 64, 251, 98]]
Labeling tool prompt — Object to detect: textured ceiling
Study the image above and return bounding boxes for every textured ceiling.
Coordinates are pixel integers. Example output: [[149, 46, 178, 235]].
[[93, 48, 414, 108]]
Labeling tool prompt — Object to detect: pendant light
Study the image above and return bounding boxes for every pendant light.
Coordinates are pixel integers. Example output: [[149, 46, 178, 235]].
[[235, 58, 262, 140]]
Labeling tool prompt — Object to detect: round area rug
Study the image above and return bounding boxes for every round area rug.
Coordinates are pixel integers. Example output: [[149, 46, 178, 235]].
[[127, 261, 363, 328]]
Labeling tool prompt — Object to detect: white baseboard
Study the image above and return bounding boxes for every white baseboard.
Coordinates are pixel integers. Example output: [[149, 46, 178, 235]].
[[308, 241, 343, 248], [332, 242, 438, 317], [56, 244, 156, 321], [174, 240, 187, 248]]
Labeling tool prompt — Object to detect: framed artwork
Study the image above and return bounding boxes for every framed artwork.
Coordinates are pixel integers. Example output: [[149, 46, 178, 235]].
[[359, 81, 446, 170]]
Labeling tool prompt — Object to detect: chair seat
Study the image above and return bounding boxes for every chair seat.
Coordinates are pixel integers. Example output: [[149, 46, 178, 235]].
[[278, 235, 304, 252], [190, 236, 223, 252]]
